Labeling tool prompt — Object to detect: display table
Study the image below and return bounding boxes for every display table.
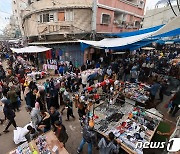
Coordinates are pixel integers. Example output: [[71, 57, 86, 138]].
[[94, 102, 162, 154], [27, 71, 47, 80], [9, 131, 69, 154]]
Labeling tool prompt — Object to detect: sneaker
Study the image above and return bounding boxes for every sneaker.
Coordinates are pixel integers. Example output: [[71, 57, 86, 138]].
[[3, 130, 9, 133], [77, 150, 80, 154]]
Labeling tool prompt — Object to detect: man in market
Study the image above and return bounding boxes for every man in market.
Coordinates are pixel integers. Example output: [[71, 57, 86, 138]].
[[98, 132, 119, 154], [77, 118, 97, 154], [66, 98, 75, 121], [169, 90, 180, 117], [25, 102, 41, 128], [7, 86, 19, 112], [146, 80, 161, 105], [49, 106, 62, 129], [54, 120, 68, 146]]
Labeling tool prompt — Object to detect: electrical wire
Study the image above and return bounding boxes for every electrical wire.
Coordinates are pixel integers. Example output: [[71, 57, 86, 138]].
[[177, 0, 180, 12], [168, 0, 177, 16]]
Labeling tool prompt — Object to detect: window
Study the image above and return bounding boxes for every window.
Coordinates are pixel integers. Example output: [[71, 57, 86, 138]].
[[39, 13, 50, 23], [58, 12, 65, 21], [65, 9, 73, 21], [49, 14, 54, 21], [40, 14, 43, 23], [101, 14, 111, 25], [13, 1, 16, 4], [129, 15, 133, 22], [43, 13, 49, 22]]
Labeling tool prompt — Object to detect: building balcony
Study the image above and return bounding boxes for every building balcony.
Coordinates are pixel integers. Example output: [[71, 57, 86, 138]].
[[37, 21, 75, 35]]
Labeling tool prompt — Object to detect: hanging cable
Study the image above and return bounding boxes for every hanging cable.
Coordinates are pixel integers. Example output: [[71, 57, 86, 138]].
[[177, 0, 180, 12], [168, 0, 177, 16]]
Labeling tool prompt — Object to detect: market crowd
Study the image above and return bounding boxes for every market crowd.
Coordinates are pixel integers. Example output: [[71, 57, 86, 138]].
[[0, 43, 179, 154]]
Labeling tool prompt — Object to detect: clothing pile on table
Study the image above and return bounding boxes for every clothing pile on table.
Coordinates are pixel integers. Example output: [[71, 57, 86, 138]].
[[81, 68, 102, 85], [123, 82, 150, 104]]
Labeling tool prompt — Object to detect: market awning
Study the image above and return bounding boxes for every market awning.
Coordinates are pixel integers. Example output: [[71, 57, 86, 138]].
[[112, 52, 126, 54], [28, 41, 78, 45], [10, 46, 52, 53], [106, 25, 164, 38], [79, 31, 156, 51], [141, 47, 155, 50]]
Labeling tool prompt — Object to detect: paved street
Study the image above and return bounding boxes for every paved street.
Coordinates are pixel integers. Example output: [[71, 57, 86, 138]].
[[0, 85, 178, 154]]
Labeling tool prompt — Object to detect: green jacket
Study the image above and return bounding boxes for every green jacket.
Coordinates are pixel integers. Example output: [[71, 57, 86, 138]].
[[7, 90, 18, 103]]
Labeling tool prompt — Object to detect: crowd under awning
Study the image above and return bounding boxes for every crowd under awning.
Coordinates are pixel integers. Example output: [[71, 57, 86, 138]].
[[10, 46, 52, 54]]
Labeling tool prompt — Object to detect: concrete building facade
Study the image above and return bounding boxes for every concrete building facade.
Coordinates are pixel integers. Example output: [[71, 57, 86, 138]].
[[22, 0, 146, 41], [96, 0, 145, 33], [18, 0, 146, 66], [143, 5, 180, 28], [12, 0, 28, 36]]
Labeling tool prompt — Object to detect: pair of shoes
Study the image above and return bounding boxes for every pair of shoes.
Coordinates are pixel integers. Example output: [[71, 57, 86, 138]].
[[3, 130, 9, 133]]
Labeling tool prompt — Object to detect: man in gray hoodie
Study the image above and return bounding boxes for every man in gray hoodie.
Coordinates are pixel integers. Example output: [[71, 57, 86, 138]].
[[98, 132, 119, 154], [26, 104, 41, 128]]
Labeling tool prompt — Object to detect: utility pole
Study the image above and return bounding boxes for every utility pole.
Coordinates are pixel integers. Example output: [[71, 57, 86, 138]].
[[92, 0, 97, 40]]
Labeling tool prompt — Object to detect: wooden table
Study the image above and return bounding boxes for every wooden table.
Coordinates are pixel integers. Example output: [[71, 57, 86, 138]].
[[9, 131, 69, 154]]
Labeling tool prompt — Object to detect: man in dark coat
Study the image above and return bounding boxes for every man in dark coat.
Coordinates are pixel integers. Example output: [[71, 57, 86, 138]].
[[2, 98, 17, 132]]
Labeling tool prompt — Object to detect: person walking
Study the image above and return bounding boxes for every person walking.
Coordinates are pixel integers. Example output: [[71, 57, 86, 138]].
[[2, 99, 17, 133], [77, 118, 97, 154], [169, 90, 180, 117], [7, 86, 19, 111], [66, 99, 75, 121]]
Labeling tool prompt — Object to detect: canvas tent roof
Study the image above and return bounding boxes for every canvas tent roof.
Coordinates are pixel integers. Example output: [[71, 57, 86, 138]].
[[106, 25, 164, 38], [10, 46, 52, 53], [79, 31, 156, 50]]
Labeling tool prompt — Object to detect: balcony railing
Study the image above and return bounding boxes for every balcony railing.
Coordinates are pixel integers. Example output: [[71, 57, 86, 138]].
[[37, 21, 75, 35]]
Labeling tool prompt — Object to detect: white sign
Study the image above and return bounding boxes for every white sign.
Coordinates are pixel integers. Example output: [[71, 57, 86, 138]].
[[136, 138, 180, 152]]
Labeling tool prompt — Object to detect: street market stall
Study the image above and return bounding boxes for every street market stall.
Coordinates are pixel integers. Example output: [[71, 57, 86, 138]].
[[94, 102, 163, 154], [9, 131, 68, 154]]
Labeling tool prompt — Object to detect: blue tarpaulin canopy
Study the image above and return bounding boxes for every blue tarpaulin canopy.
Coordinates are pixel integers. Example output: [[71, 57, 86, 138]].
[[79, 17, 180, 51], [106, 25, 164, 38]]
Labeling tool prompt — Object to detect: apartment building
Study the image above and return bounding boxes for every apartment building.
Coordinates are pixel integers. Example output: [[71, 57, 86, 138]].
[[12, 0, 28, 36], [96, 0, 145, 33], [143, 5, 179, 28], [20, 0, 146, 65]]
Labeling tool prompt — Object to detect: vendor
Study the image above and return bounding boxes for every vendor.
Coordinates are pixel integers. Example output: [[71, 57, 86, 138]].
[[38, 110, 51, 133], [54, 121, 68, 146]]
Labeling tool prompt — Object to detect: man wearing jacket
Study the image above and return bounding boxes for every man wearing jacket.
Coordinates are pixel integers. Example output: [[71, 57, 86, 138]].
[[77, 118, 97, 154], [170, 90, 180, 117]]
